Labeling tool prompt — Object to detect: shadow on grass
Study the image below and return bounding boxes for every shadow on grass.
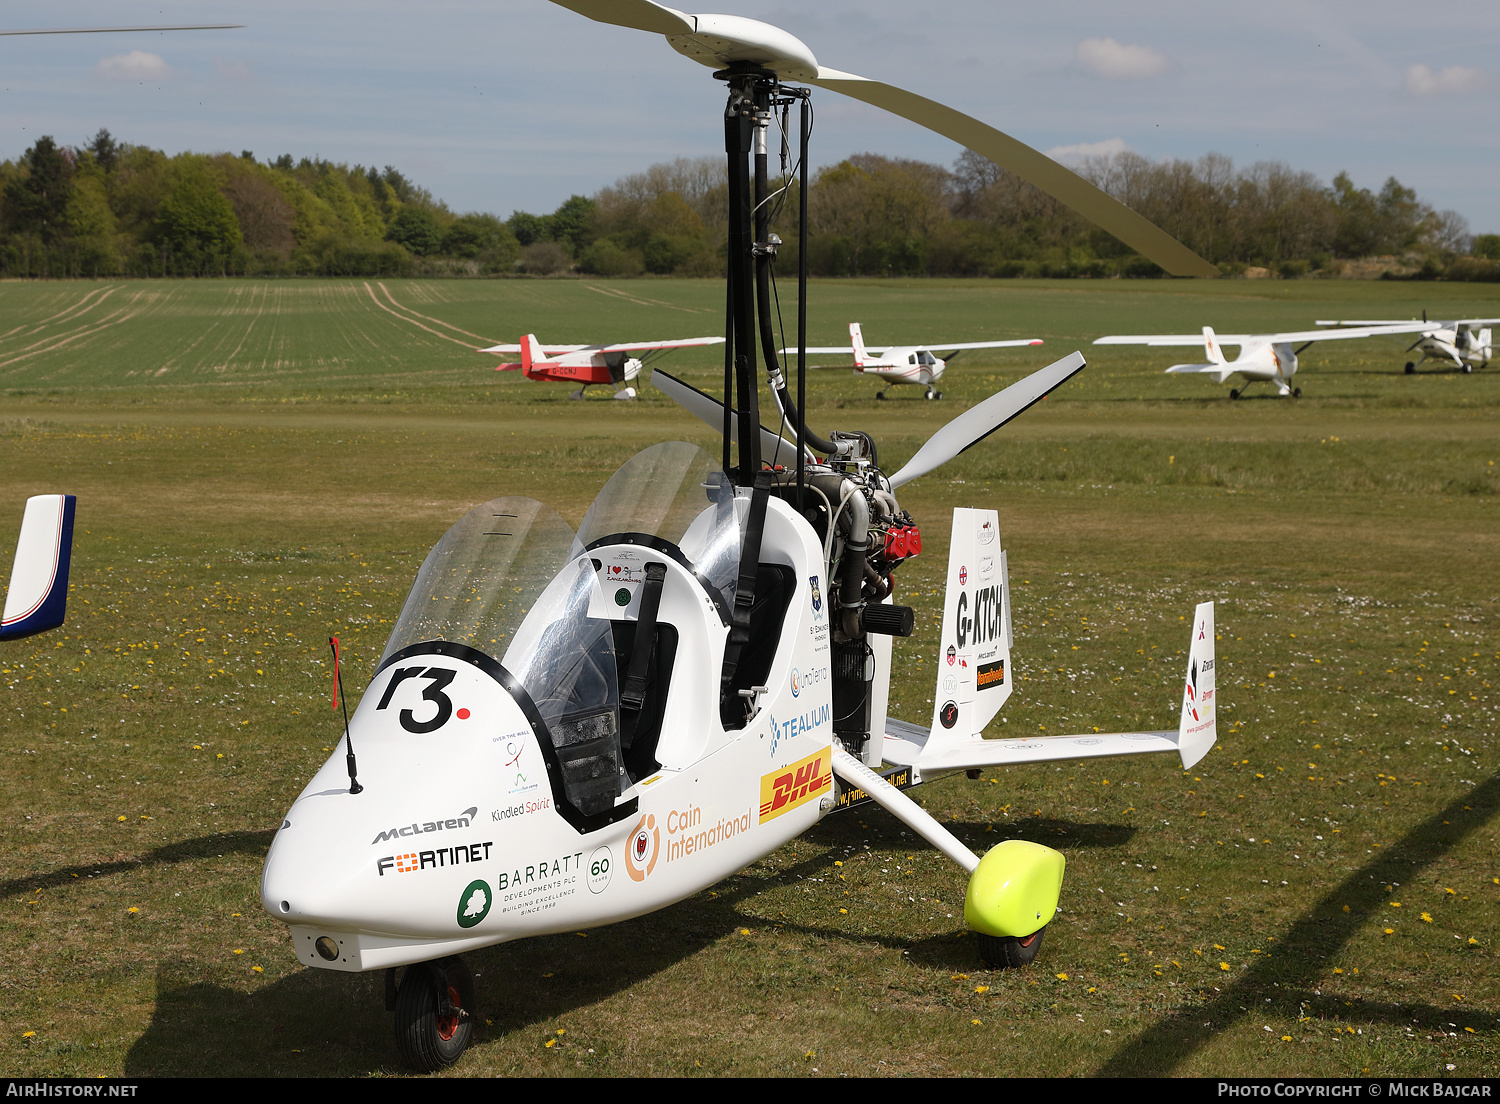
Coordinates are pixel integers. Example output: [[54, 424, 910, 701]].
[[0, 829, 276, 899], [119, 807, 1134, 1074], [1095, 769, 1500, 1075]]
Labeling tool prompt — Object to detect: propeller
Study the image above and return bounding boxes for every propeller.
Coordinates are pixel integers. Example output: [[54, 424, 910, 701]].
[[547, 1, 1218, 277], [886, 352, 1085, 489], [651, 369, 813, 467]]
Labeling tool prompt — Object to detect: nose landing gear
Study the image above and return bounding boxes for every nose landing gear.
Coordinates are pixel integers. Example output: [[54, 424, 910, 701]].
[[393, 955, 475, 1071]]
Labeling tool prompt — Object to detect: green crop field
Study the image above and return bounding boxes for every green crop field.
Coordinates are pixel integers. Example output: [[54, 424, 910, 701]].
[[1, 276, 1498, 1078]]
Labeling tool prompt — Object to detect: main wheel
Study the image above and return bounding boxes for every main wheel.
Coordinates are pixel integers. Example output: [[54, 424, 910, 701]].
[[924, 389, 937, 400], [394, 956, 475, 1072], [1229, 388, 1240, 400], [1463, 364, 1473, 374], [976, 926, 1046, 969], [1292, 387, 1302, 398], [876, 391, 887, 401], [1405, 362, 1416, 374]]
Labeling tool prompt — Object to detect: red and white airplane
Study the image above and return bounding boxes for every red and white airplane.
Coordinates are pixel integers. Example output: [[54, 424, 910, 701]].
[[784, 322, 1044, 400], [481, 334, 724, 399]]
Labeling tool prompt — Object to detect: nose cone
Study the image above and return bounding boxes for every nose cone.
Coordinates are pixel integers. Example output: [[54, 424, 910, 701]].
[[668, 14, 819, 81], [261, 648, 537, 938]]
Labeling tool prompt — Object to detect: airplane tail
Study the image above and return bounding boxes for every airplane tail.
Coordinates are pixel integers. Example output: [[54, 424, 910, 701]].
[[520, 334, 549, 378], [1177, 601, 1217, 768], [850, 322, 869, 367], [1203, 326, 1226, 366], [924, 508, 1013, 750], [2, 494, 76, 641]]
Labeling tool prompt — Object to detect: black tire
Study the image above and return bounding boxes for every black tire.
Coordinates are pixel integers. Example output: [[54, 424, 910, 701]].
[[1229, 389, 1240, 400], [876, 392, 886, 401], [1463, 364, 1473, 374], [394, 956, 475, 1072], [976, 925, 1045, 969], [1405, 362, 1416, 374], [934, 390, 943, 400], [1292, 387, 1302, 398], [924, 390, 937, 401]]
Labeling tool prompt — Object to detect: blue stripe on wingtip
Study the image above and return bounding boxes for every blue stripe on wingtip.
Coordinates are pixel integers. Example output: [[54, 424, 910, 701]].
[[0, 495, 75, 640]]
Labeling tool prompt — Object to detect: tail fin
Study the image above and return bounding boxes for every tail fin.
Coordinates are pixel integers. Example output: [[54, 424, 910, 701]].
[[1202, 326, 1226, 366], [2, 494, 76, 641], [850, 322, 869, 367], [1176, 601, 1217, 768], [520, 334, 548, 378], [926, 508, 1013, 749]]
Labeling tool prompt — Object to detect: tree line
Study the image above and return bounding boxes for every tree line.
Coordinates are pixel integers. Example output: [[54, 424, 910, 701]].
[[3, 130, 1496, 280]]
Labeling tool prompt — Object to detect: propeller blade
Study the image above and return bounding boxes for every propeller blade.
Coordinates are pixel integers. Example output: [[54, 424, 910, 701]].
[[809, 68, 1218, 278], [652, 369, 812, 467], [547, 0, 694, 36], [887, 351, 1085, 489]]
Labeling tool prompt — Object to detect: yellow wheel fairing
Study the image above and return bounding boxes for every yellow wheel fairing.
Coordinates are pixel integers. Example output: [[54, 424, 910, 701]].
[[963, 839, 1065, 938]]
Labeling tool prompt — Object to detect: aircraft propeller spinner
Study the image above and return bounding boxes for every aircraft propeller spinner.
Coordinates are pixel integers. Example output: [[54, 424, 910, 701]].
[[548, 0, 1218, 278]]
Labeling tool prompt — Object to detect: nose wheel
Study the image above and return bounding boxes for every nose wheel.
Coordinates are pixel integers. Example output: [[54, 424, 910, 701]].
[[976, 926, 1046, 969], [394, 955, 475, 1071]]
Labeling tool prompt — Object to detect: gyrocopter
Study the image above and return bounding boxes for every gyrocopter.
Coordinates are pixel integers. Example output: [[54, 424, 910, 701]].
[[261, 0, 1220, 1070]]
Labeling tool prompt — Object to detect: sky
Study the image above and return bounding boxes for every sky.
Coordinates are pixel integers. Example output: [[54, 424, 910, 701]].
[[2, 1, 1497, 234]]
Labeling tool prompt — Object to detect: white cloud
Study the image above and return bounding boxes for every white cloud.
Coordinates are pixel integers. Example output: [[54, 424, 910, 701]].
[[1404, 63, 1486, 96], [1075, 37, 1170, 80], [95, 51, 171, 82], [214, 59, 254, 82], [1044, 137, 1130, 165]]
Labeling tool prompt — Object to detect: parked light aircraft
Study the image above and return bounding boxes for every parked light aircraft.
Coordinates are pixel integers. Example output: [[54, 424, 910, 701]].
[[2, 494, 76, 641], [781, 322, 1043, 400], [1095, 322, 1437, 398], [480, 334, 724, 399], [261, 0, 1224, 1070], [1314, 316, 1498, 374]]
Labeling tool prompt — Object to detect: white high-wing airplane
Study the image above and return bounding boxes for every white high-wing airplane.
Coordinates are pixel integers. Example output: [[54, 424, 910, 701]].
[[1094, 322, 1437, 399], [1314, 317, 1499, 374], [783, 323, 1044, 400], [479, 335, 725, 399]]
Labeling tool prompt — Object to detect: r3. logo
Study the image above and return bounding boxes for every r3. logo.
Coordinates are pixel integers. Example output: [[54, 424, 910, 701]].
[[376, 667, 456, 733]]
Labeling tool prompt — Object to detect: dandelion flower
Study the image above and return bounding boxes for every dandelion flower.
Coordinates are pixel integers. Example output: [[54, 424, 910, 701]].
[[1056, 973, 1068, 981]]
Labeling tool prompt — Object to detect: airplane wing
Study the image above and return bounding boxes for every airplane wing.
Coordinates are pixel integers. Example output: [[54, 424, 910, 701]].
[[596, 337, 725, 353], [778, 340, 1042, 355], [919, 339, 1044, 352], [1096, 323, 1435, 347], [1316, 318, 1500, 328], [479, 343, 593, 355]]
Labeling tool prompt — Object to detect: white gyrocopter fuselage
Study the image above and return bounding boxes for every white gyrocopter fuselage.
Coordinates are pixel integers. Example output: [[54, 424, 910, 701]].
[[1095, 322, 1439, 399], [785, 323, 1044, 400]]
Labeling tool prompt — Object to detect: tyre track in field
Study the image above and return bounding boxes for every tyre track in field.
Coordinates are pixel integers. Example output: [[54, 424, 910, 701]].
[[0, 285, 167, 374], [0, 283, 124, 340], [360, 281, 488, 349], [586, 282, 714, 314], [375, 281, 499, 345]]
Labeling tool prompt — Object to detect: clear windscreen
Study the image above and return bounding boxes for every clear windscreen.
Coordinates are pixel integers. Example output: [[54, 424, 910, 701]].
[[575, 440, 740, 606], [380, 496, 578, 665]]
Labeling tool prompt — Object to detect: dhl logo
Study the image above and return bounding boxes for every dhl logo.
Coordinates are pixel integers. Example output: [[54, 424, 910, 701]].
[[759, 749, 831, 823]]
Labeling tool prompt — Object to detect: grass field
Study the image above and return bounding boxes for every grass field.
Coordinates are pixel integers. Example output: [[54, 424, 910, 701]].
[[2, 276, 1498, 1077]]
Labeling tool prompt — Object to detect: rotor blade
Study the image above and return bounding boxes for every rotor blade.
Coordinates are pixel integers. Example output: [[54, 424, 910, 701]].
[[887, 351, 1085, 489], [809, 68, 1219, 278], [0, 25, 242, 35], [546, 1, 693, 36]]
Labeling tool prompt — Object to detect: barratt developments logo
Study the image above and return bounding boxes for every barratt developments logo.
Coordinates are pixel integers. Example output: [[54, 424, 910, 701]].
[[758, 748, 831, 823], [456, 879, 491, 928]]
